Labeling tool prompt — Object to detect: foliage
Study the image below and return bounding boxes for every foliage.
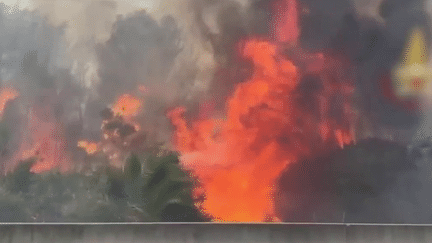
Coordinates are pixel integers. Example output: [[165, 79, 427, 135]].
[[3, 158, 35, 194], [113, 152, 207, 221], [0, 190, 29, 222], [0, 151, 208, 222]]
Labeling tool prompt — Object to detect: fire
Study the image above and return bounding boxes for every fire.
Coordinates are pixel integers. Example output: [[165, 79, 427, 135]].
[[168, 0, 355, 222], [15, 124, 70, 174], [0, 0, 356, 222], [78, 140, 99, 155], [0, 87, 18, 118], [106, 92, 144, 136], [77, 91, 145, 169], [25, 106, 71, 174], [30, 159, 57, 174], [112, 94, 142, 118], [168, 40, 303, 222], [5, 90, 72, 175], [335, 129, 352, 149], [111, 93, 143, 133]]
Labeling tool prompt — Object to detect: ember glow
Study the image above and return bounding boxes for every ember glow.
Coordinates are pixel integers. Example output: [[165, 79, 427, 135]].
[[77, 140, 99, 155], [112, 94, 142, 118], [76, 91, 145, 168], [11, 114, 71, 174], [25, 105, 71, 174], [0, 87, 18, 118]]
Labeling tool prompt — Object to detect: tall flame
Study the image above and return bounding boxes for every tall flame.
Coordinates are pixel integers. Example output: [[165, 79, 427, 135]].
[[169, 40, 354, 222], [168, 0, 355, 222]]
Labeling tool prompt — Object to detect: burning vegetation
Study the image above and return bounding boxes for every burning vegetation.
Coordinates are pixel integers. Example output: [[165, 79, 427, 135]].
[[0, 0, 431, 223], [168, 37, 354, 221], [0, 87, 18, 118]]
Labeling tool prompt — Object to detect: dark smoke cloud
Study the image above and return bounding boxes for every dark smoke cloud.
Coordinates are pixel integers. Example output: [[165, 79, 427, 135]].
[[272, 0, 432, 223], [0, 0, 238, 172], [96, 11, 181, 103], [94, 11, 184, 144], [187, 0, 428, 134], [188, 0, 274, 112], [0, 1, 208, 172], [294, 0, 431, 137], [358, 0, 429, 129], [275, 137, 432, 224], [297, 0, 355, 51]]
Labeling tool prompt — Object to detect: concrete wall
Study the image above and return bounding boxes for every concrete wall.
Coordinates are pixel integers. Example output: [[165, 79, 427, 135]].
[[1, 224, 432, 243]]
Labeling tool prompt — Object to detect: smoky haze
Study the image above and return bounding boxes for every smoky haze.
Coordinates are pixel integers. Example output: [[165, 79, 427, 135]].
[[0, 0, 432, 223], [0, 0, 215, 173]]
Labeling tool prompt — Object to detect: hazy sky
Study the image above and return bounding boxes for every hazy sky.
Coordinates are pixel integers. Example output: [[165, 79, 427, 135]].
[[0, 0, 156, 12]]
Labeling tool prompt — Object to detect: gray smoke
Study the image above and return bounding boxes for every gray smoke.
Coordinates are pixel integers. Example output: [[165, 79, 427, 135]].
[[297, 0, 430, 139], [0, 0, 262, 172], [0, 4, 73, 172], [94, 11, 183, 144]]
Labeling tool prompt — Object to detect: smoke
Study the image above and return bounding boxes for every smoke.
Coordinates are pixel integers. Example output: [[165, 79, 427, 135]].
[[270, 0, 432, 223], [0, 0, 266, 172], [0, 4, 66, 172], [0, 0, 432, 223], [296, 0, 430, 139]]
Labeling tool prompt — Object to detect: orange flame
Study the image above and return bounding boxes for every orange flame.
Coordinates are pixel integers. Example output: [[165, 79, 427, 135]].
[[27, 112, 71, 174], [30, 159, 57, 174], [78, 140, 99, 155], [0, 87, 18, 118], [77, 90, 144, 167], [112, 94, 142, 118], [168, 0, 355, 219], [168, 39, 303, 222], [9, 96, 72, 175], [169, 36, 355, 221]]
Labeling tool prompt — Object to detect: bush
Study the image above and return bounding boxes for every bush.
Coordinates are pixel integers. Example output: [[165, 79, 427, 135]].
[[0, 152, 208, 222]]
